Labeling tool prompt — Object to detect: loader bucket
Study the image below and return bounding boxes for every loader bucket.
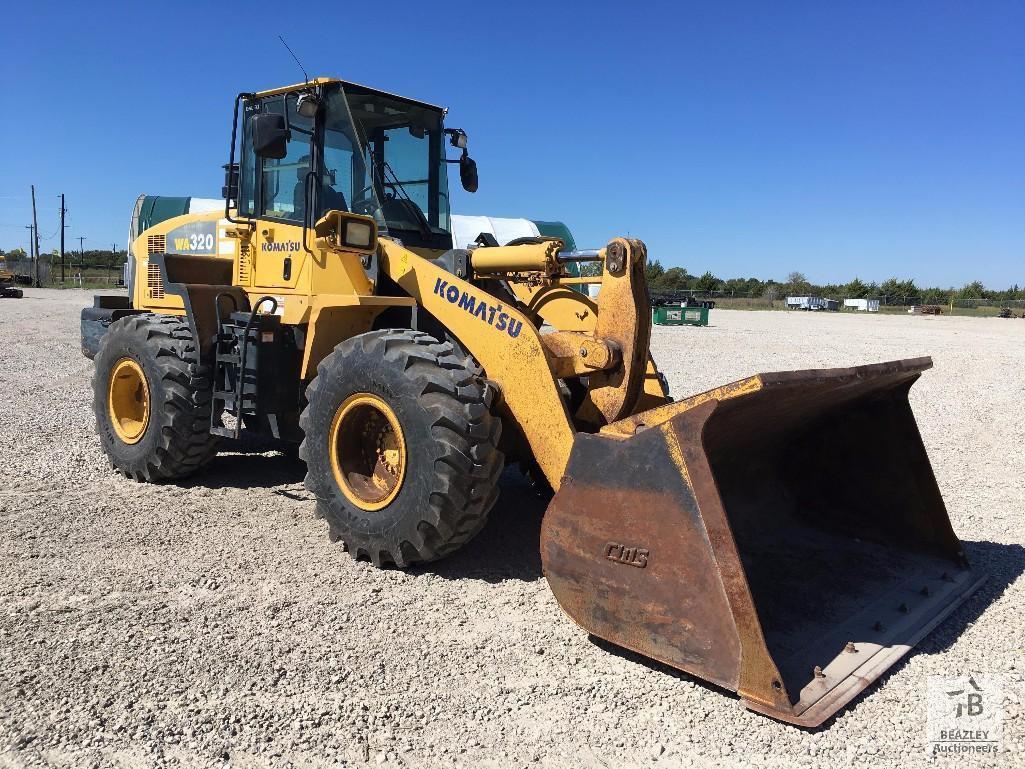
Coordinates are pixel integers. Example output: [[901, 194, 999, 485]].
[[541, 358, 985, 727]]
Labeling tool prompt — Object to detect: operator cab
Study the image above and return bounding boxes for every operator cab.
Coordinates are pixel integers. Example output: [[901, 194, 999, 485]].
[[233, 78, 477, 251]]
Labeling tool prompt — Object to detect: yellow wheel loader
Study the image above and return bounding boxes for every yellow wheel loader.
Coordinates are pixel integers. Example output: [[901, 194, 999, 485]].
[[0, 258, 26, 298], [82, 78, 984, 726]]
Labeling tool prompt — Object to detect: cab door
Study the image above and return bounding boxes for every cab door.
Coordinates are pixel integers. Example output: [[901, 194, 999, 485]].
[[247, 93, 314, 291]]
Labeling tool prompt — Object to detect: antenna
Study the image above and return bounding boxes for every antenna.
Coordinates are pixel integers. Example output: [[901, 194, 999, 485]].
[[278, 36, 309, 84]]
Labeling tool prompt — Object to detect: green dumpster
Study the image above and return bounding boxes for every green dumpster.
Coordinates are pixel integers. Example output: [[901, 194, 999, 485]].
[[653, 305, 709, 327]]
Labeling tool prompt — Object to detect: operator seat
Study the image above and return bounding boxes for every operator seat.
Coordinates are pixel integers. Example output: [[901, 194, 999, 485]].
[[380, 195, 425, 231], [293, 174, 349, 222]]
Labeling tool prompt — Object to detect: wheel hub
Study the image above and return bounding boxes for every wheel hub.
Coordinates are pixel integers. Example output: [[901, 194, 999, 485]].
[[329, 393, 407, 511], [108, 357, 150, 444]]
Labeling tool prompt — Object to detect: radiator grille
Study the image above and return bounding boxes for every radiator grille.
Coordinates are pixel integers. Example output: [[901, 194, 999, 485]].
[[147, 234, 165, 255], [147, 262, 164, 300], [237, 243, 250, 285]]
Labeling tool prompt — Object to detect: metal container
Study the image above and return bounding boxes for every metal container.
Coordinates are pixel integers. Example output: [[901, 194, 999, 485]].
[[653, 305, 709, 327], [542, 357, 984, 727]]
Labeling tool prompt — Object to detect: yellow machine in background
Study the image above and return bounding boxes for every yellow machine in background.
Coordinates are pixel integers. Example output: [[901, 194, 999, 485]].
[[0, 258, 26, 298], [81, 78, 983, 726]]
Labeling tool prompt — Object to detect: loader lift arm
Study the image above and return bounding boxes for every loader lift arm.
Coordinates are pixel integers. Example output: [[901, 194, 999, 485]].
[[380, 239, 578, 489], [378, 235, 670, 490]]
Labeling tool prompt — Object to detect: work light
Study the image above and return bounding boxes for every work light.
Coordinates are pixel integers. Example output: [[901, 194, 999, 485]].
[[296, 93, 320, 118]]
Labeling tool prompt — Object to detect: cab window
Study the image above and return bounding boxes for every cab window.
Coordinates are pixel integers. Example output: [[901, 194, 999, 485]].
[[238, 95, 314, 223]]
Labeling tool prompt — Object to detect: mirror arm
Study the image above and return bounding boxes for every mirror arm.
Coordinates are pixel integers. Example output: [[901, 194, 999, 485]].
[[445, 148, 470, 164], [225, 92, 255, 226]]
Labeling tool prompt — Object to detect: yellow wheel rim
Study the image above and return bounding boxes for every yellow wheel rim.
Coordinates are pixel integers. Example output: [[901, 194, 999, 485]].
[[108, 357, 150, 445], [329, 393, 407, 511]]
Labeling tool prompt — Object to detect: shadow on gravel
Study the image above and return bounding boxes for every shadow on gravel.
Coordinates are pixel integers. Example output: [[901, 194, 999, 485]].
[[917, 539, 1025, 653], [183, 452, 306, 490], [414, 469, 548, 584], [588, 633, 742, 698], [589, 539, 1025, 731]]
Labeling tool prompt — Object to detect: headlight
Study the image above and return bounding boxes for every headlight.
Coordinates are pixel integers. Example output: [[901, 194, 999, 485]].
[[344, 220, 373, 248], [313, 211, 377, 255]]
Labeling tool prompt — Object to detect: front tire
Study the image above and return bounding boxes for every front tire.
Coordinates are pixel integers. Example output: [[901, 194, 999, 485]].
[[300, 329, 504, 567], [92, 314, 218, 481]]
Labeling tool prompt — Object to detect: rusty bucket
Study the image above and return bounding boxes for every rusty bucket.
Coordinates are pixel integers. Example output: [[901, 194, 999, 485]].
[[541, 358, 985, 726]]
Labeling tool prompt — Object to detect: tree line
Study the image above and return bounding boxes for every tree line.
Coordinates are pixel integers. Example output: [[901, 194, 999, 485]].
[[644, 261, 1025, 304]]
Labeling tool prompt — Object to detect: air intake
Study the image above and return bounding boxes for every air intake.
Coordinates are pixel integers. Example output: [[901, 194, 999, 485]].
[[147, 262, 164, 300]]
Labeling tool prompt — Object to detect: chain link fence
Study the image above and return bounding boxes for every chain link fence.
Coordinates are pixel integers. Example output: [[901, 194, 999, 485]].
[[2, 259, 125, 288]]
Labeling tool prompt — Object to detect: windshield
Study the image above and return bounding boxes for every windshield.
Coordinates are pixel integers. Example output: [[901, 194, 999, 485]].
[[344, 85, 452, 248], [321, 88, 387, 232]]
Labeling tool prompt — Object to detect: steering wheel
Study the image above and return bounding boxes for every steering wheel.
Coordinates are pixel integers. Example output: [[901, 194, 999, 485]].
[[351, 182, 394, 215], [349, 184, 377, 215], [351, 182, 403, 216]]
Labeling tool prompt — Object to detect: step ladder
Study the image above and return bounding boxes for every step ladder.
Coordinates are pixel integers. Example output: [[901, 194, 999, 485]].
[[210, 295, 278, 439]]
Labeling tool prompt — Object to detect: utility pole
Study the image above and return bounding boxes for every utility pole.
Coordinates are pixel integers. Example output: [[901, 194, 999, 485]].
[[25, 225, 35, 262], [59, 193, 66, 283], [110, 243, 116, 284], [74, 236, 85, 287], [31, 185, 41, 287]]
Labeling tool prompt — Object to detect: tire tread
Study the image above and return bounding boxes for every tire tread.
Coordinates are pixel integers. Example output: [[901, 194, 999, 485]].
[[92, 314, 217, 482], [299, 329, 503, 567]]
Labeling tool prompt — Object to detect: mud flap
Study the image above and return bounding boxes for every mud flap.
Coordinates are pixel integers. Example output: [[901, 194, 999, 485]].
[[540, 358, 985, 726]]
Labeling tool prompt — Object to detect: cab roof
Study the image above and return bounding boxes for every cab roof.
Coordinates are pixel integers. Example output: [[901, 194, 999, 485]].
[[253, 77, 446, 114]]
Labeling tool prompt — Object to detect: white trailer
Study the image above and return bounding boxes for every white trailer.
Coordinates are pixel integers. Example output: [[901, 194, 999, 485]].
[[844, 298, 880, 312], [786, 296, 828, 311]]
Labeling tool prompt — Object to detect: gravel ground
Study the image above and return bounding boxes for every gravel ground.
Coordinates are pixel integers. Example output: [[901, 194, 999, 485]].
[[1, 288, 1022, 769]]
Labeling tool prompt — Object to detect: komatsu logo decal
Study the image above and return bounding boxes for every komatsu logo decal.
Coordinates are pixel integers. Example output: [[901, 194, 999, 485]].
[[261, 241, 301, 252], [433, 278, 523, 339]]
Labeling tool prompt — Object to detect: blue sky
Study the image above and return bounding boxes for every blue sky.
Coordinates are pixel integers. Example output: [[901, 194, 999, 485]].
[[1, 1, 1021, 287]]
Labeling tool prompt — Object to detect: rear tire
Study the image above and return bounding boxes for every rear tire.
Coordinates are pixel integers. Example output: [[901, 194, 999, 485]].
[[92, 314, 218, 481], [299, 329, 504, 567]]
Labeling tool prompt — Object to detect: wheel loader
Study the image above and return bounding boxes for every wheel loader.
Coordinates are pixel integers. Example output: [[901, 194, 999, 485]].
[[81, 78, 984, 727], [0, 258, 26, 298]]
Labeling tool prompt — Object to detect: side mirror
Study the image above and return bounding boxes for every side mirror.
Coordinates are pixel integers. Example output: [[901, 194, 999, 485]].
[[460, 152, 478, 193], [221, 163, 239, 200], [252, 113, 289, 159]]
